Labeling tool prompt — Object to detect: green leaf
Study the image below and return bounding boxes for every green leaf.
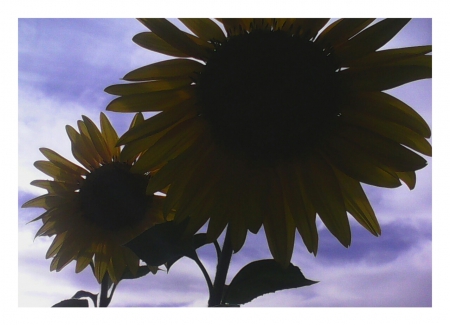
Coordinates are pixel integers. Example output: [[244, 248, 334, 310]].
[[121, 265, 153, 280], [72, 290, 98, 307], [124, 219, 195, 267], [223, 259, 318, 305], [166, 233, 209, 271], [52, 298, 89, 307]]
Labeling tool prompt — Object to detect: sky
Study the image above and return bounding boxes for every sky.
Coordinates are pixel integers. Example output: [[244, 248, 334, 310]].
[[8, 2, 448, 320], [16, 17, 434, 310]]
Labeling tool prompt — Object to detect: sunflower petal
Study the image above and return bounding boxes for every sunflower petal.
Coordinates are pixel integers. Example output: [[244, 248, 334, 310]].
[[218, 18, 253, 35], [180, 18, 226, 43], [46, 232, 67, 259], [123, 59, 204, 82], [99, 112, 120, 160], [74, 247, 94, 274], [343, 91, 431, 138], [300, 154, 351, 247], [338, 63, 431, 92], [397, 171, 417, 190], [335, 18, 411, 63], [322, 136, 402, 188], [291, 18, 330, 39], [77, 121, 103, 166], [33, 161, 82, 184], [337, 123, 428, 172], [333, 168, 381, 236], [132, 117, 206, 173], [30, 180, 79, 194], [316, 18, 375, 49], [341, 110, 432, 156], [105, 79, 192, 96], [137, 18, 209, 60], [94, 242, 112, 283], [133, 32, 191, 57], [120, 133, 165, 162], [277, 162, 318, 255], [347, 46, 432, 67], [106, 86, 195, 113], [65, 125, 97, 170], [117, 97, 197, 145], [82, 115, 112, 163], [108, 245, 127, 283], [39, 148, 87, 176], [263, 169, 296, 267]]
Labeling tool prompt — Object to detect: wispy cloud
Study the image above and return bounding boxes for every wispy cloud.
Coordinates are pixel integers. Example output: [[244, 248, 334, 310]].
[[18, 18, 432, 308]]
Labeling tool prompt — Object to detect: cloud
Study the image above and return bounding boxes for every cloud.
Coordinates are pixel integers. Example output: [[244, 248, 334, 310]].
[[17, 18, 432, 308]]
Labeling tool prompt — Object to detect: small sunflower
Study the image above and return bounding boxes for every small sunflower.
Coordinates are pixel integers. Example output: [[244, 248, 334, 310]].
[[22, 112, 165, 283], [105, 19, 432, 266]]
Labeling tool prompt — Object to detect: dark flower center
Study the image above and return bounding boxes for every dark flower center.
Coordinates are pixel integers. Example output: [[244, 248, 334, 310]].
[[198, 29, 341, 164], [79, 162, 150, 231]]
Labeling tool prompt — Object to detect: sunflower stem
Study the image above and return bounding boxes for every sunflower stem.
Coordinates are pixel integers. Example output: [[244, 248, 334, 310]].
[[192, 252, 214, 298], [99, 273, 110, 307], [208, 227, 232, 307], [213, 240, 222, 262]]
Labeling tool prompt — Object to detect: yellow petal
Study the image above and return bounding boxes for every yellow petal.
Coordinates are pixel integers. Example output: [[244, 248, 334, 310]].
[[300, 154, 351, 247], [397, 171, 417, 190], [218, 18, 253, 34], [334, 168, 381, 236], [120, 132, 165, 163], [338, 63, 431, 92], [291, 18, 330, 38], [46, 232, 67, 259], [33, 161, 82, 184], [65, 125, 97, 170], [132, 117, 206, 173], [335, 18, 410, 63], [137, 18, 209, 60], [346, 45, 432, 68], [132, 32, 191, 57], [30, 180, 79, 194], [341, 109, 432, 156], [106, 86, 195, 113], [77, 121, 103, 166], [39, 148, 87, 176], [94, 242, 112, 283], [180, 18, 226, 43], [82, 115, 112, 163], [105, 78, 192, 96], [75, 248, 95, 273], [337, 123, 428, 172], [144, 136, 205, 196], [100, 112, 120, 160], [117, 97, 197, 145], [321, 132, 402, 188], [277, 162, 318, 254], [263, 169, 296, 267], [316, 18, 375, 49], [123, 59, 204, 82], [345, 91, 431, 138]]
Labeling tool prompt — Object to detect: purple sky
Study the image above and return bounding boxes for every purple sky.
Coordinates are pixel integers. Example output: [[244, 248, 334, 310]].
[[18, 18, 433, 309]]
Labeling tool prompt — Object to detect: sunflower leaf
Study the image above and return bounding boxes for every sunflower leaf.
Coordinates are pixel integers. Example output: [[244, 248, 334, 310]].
[[121, 265, 153, 280], [166, 233, 209, 271], [52, 298, 89, 307], [124, 219, 196, 267], [71, 290, 98, 307], [223, 259, 317, 305]]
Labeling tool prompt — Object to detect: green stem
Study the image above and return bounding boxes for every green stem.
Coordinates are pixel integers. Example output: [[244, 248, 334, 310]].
[[99, 273, 110, 307], [208, 227, 233, 307], [192, 253, 214, 298]]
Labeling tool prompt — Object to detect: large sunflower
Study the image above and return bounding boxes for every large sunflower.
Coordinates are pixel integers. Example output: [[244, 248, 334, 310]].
[[22, 112, 164, 283], [105, 19, 432, 267]]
